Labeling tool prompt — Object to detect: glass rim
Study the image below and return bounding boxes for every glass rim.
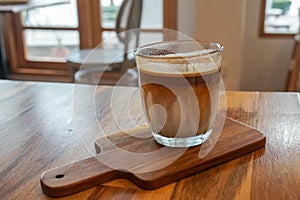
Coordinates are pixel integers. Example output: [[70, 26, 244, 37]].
[[135, 40, 223, 60]]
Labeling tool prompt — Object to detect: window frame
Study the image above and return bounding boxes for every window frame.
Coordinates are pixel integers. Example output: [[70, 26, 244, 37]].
[[3, 0, 177, 81]]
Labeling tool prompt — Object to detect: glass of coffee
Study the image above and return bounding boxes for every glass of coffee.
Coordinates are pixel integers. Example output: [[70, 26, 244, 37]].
[[135, 40, 223, 147]]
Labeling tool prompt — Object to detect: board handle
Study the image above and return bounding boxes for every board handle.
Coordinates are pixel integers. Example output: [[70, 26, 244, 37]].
[[40, 157, 119, 197]]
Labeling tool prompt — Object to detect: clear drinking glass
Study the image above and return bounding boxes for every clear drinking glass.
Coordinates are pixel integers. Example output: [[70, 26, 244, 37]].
[[135, 40, 223, 147]]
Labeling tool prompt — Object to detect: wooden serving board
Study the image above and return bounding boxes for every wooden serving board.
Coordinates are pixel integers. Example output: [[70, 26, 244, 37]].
[[40, 117, 266, 197]]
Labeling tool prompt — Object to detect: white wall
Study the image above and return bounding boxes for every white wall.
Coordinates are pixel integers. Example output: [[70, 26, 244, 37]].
[[177, 0, 294, 91], [194, 0, 245, 90], [177, 0, 196, 38], [241, 0, 293, 91]]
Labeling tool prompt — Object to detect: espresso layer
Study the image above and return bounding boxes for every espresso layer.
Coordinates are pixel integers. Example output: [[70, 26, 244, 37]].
[[140, 70, 220, 138]]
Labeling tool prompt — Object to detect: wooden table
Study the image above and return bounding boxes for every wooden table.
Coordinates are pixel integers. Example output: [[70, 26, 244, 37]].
[[0, 80, 299, 199]]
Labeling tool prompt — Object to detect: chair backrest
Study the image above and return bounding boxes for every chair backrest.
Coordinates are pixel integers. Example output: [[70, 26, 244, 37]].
[[115, 0, 143, 45], [114, 0, 143, 72]]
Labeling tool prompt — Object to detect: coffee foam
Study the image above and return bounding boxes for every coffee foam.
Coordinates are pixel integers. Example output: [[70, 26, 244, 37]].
[[137, 47, 215, 58], [139, 61, 220, 77], [137, 48, 221, 77], [155, 49, 216, 58]]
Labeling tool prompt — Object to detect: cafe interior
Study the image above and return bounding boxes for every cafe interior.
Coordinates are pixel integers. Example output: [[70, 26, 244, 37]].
[[0, 0, 299, 91], [0, 0, 300, 199]]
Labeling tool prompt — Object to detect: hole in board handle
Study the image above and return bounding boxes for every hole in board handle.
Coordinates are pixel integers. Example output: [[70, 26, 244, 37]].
[[55, 174, 65, 179]]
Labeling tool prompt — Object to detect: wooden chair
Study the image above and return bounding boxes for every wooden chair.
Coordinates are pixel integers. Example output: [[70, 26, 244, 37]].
[[286, 34, 300, 92], [67, 0, 143, 86]]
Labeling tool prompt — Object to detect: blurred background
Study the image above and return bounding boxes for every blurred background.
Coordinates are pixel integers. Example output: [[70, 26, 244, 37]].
[[0, 0, 299, 91]]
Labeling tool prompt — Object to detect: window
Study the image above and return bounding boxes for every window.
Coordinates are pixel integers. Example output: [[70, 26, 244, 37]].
[[260, 0, 300, 37], [100, 0, 122, 29], [22, 1, 79, 61], [2, 0, 176, 81]]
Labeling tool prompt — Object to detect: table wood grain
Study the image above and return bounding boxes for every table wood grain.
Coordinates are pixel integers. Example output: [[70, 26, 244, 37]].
[[0, 80, 299, 200]]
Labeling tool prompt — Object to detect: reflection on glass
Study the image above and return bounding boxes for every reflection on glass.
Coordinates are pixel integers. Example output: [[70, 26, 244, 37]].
[[24, 30, 79, 61], [264, 0, 300, 34]]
